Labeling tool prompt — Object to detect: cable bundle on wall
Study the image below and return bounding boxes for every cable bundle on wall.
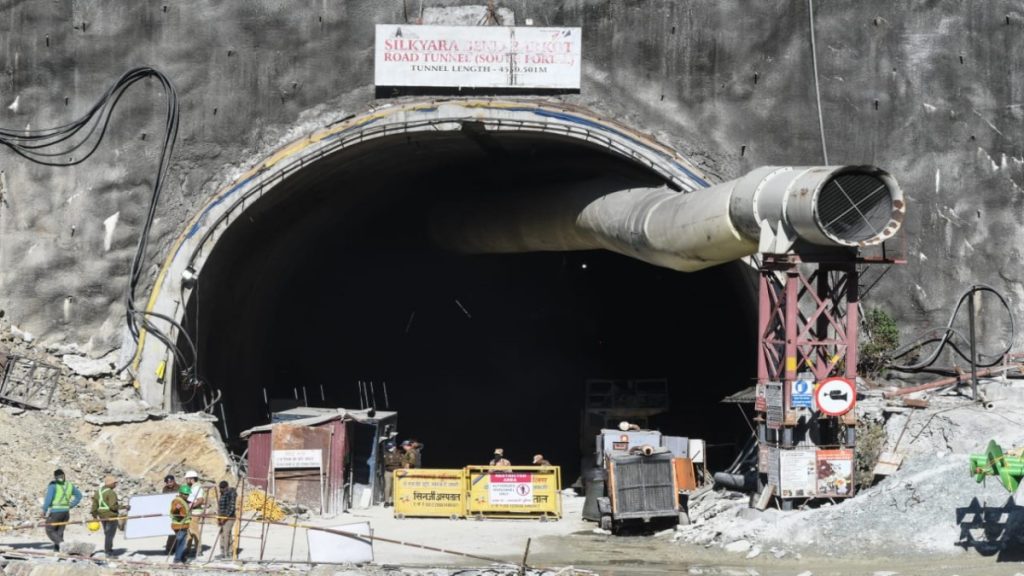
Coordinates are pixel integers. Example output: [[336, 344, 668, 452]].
[[0, 67, 197, 387]]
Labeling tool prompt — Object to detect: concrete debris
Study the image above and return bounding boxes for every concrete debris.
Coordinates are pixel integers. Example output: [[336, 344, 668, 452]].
[[3, 562, 102, 576], [723, 539, 751, 554], [57, 541, 94, 556], [745, 545, 761, 559], [60, 353, 118, 378], [83, 400, 154, 425]]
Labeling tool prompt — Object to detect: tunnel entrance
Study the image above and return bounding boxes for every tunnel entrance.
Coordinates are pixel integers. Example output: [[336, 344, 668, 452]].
[[165, 102, 757, 480]]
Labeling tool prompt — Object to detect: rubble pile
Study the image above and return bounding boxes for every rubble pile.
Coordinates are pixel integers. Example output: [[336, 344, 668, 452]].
[[0, 335, 233, 525], [674, 379, 1024, 559]]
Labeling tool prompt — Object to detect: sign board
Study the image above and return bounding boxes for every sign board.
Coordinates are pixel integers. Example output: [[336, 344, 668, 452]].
[[466, 466, 561, 517], [393, 469, 466, 518], [272, 449, 323, 469], [754, 382, 766, 412], [779, 449, 816, 498], [791, 374, 814, 409], [766, 381, 784, 430], [688, 438, 705, 464], [124, 493, 176, 539], [375, 25, 581, 90], [307, 521, 373, 564], [767, 447, 781, 490], [816, 449, 854, 497], [814, 377, 856, 416], [488, 473, 533, 505]]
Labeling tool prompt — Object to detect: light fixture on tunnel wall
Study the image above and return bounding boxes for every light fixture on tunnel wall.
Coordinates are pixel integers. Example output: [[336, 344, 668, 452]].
[[181, 266, 198, 289]]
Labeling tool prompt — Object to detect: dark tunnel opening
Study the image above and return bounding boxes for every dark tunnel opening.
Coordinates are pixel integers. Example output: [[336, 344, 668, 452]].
[[177, 128, 758, 481]]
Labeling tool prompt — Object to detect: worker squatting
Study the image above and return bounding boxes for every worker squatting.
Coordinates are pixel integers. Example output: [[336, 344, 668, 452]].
[[41, 468, 238, 565]]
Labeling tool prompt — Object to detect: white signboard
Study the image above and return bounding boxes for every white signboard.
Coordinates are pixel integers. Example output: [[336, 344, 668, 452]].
[[766, 381, 784, 430], [814, 377, 856, 416], [779, 449, 816, 498], [488, 473, 533, 505], [272, 449, 323, 469], [375, 24, 581, 90], [124, 493, 176, 539], [307, 521, 373, 564]]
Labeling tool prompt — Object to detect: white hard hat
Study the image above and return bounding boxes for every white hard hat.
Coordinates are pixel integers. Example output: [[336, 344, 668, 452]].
[[184, 470, 199, 479]]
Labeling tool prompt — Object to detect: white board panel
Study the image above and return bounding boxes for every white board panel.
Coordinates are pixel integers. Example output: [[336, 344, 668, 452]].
[[307, 521, 373, 564], [124, 493, 176, 539], [375, 24, 581, 89]]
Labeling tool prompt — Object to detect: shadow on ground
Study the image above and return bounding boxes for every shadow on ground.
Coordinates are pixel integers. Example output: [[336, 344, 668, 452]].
[[956, 496, 1024, 561]]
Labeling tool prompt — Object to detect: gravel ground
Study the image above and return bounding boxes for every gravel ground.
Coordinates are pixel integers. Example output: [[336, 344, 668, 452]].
[[674, 379, 1024, 561]]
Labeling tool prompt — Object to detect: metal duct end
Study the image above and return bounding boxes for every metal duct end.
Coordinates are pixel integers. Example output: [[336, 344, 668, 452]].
[[731, 165, 905, 248], [810, 167, 905, 246]]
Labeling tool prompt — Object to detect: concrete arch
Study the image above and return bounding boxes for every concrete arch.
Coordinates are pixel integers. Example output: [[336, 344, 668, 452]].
[[136, 98, 714, 409]]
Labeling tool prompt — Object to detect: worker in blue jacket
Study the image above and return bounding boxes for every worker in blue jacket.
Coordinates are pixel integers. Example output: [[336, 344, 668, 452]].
[[42, 469, 83, 551]]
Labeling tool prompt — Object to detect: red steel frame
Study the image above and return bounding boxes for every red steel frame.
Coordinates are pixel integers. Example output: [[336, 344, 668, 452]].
[[757, 255, 859, 402]]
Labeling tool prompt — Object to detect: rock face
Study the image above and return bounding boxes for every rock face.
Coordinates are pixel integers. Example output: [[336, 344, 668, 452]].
[[0, 2, 1020, 358]]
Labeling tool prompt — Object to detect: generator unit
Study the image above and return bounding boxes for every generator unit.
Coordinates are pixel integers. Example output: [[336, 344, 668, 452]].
[[584, 427, 687, 533]]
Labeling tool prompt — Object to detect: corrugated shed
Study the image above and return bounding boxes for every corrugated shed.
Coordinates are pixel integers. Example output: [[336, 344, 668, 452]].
[[244, 417, 349, 514], [247, 430, 272, 489]]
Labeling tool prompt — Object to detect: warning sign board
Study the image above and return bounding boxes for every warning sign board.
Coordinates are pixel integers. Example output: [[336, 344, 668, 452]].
[[488, 473, 533, 505], [814, 377, 856, 416], [466, 466, 561, 518]]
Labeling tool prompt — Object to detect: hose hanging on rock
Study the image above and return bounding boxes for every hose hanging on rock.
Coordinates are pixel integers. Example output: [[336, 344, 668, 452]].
[[0, 68, 199, 388], [888, 284, 1015, 375]]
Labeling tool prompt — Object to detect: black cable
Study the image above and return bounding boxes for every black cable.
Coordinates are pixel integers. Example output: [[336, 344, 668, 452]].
[[889, 284, 1015, 373], [0, 67, 194, 385]]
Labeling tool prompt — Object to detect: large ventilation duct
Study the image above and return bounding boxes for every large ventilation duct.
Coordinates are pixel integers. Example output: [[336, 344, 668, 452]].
[[432, 165, 904, 272]]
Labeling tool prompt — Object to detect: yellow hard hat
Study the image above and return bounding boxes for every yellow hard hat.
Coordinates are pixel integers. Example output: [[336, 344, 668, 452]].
[[87, 520, 101, 532]]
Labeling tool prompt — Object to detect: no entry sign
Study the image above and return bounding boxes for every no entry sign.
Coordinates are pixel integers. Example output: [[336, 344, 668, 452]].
[[814, 377, 856, 416]]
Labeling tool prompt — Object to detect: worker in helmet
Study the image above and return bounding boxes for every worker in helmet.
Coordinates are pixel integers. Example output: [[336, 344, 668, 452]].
[[170, 484, 192, 565], [90, 476, 120, 556], [489, 448, 511, 467], [532, 454, 552, 467], [400, 440, 419, 469], [41, 469, 82, 551], [183, 471, 205, 559]]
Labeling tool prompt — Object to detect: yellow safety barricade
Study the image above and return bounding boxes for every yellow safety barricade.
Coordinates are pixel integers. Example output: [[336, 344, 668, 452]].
[[464, 466, 561, 519], [393, 469, 466, 518]]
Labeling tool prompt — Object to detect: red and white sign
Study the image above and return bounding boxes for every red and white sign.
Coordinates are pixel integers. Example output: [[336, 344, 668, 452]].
[[814, 377, 856, 416], [488, 473, 533, 505], [375, 25, 582, 90]]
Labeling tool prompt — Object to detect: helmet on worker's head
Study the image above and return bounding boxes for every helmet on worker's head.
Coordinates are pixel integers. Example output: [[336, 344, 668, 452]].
[[532, 454, 544, 464], [179, 484, 191, 495], [385, 440, 396, 450], [87, 520, 101, 532], [494, 448, 504, 456], [184, 470, 199, 480], [103, 475, 118, 487]]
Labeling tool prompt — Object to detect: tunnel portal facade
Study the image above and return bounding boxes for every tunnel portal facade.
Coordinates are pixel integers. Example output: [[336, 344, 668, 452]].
[[137, 98, 757, 473]]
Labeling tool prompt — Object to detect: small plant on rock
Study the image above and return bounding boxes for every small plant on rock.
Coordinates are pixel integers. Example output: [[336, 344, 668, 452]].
[[859, 307, 900, 380]]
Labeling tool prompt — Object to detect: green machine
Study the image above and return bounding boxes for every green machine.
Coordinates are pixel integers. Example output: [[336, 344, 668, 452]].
[[970, 440, 1024, 492]]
